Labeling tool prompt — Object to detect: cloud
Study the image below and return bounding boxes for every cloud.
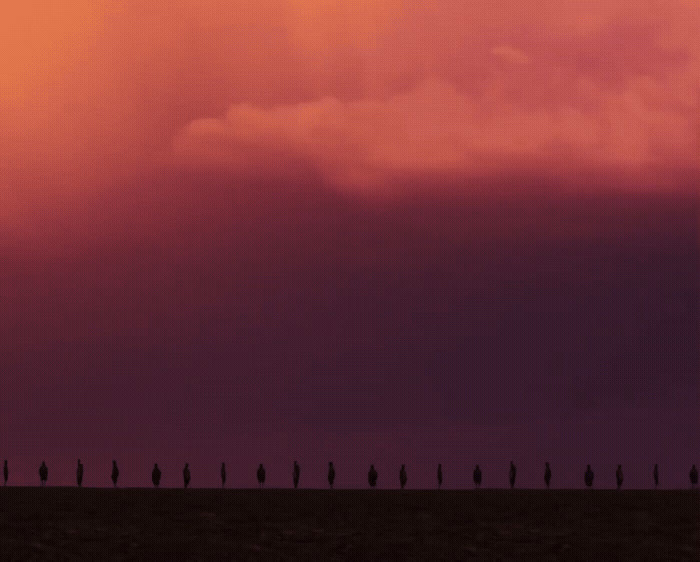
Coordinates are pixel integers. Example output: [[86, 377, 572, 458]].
[[1, 0, 698, 204], [173, 71, 697, 189], [167, 2, 699, 191], [492, 45, 531, 65]]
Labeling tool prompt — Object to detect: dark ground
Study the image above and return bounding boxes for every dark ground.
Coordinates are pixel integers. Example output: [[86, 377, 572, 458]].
[[0, 488, 697, 560]]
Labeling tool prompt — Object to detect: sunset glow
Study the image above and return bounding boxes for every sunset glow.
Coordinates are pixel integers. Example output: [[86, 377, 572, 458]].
[[1, 1, 697, 193], [0, 1, 697, 489]]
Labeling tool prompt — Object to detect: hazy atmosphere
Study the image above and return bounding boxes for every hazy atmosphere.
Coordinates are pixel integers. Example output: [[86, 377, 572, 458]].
[[0, 1, 698, 489]]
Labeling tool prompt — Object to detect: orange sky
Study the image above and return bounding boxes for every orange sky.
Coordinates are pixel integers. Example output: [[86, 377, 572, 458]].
[[1, 0, 698, 203]]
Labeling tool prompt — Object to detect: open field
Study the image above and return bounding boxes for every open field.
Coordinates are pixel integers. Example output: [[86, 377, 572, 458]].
[[0, 488, 698, 559]]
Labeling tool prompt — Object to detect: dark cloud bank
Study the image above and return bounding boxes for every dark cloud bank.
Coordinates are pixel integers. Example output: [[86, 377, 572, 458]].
[[0, 170, 697, 488]]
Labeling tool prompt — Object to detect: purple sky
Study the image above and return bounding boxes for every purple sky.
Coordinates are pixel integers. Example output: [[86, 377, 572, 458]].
[[2, 1, 700, 490], [0, 169, 697, 489]]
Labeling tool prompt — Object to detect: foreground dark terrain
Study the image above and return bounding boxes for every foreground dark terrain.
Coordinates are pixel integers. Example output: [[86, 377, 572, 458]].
[[0, 488, 697, 559]]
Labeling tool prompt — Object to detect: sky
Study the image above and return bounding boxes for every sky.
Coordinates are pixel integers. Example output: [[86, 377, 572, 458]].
[[0, 1, 698, 488]]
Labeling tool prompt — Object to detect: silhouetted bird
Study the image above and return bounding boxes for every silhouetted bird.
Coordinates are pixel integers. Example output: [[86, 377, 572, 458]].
[[616, 465, 624, 490], [112, 460, 119, 487], [368, 464, 378, 488], [653, 464, 659, 488], [76, 459, 84, 487], [399, 464, 407, 489], [183, 463, 191, 488], [437, 464, 443, 489], [328, 462, 335, 489], [152, 463, 161, 487], [3, 460, 7, 486], [293, 461, 300, 489], [473, 465, 482, 488], [257, 463, 265, 488], [690, 465, 698, 488], [544, 462, 551, 489], [39, 461, 48, 486], [221, 462, 226, 488], [584, 464, 594, 487], [509, 461, 516, 489]]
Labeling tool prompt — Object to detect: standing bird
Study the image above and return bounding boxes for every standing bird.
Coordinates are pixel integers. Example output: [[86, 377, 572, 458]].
[[616, 465, 624, 490], [653, 464, 659, 488], [76, 459, 84, 487], [293, 461, 300, 489], [690, 465, 698, 489], [183, 463, 191, 488], [257, 464, 265, 488], [152, 463, 161, 487], [584, 464, 594, 487], [39, 461, 48, 486], [544, 462, 552, 489], [111, 460, 119, 487], [509, 461, 517, 489], [368, 464, 378, 488], [221, 462, 226, 488], [399, 464, 407, 489], [3, 460, 8, 486], [437, 464, 443, 489], [328, 462, 335, 489], [473, 465, 482, 488]]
